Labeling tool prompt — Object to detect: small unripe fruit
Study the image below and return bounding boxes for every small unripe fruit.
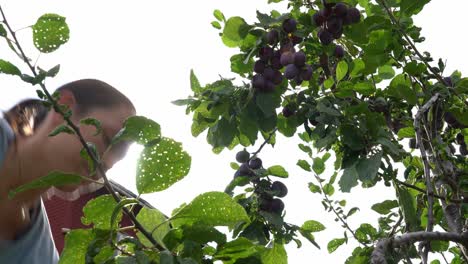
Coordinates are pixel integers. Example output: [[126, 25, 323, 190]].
[[271, 181, 288, 197], [249, 158, 262, 169], [236, 150, 250, 163], [282, 18, 297, 33], [294, 51, 306, 67]]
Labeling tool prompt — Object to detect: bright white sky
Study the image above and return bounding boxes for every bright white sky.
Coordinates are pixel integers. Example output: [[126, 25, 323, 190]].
[[0, 0, 465, 263]]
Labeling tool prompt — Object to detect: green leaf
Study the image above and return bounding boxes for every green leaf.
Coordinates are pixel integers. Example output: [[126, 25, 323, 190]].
[[0, 59, 21, 76], [347, 207, 360, 217], [222, 17, 251, 48], [297, 159, 311, 172], [136, 207, 170, 247], [308, 182, 321, 194], [207, 118, 237, 148], [211, 21, 222, 29], [371, 200, 399, 215], [0, 24, 6, 37], [336, 61, 348, 82], [378, 65, 395, 79], [299, 230, 320, 249], [112, 116, 161, 146], [190, 69, 202, 93], [261, 241, 287, 264], [48, 124, 75, 137], [400, 0, 430, 15], [404, 61, 426, 76], [339, 165, 359, 193], [312, 157, 325, 175], [353, 81, 375, 96], [172, 191, 249, 228], [267, 165, 289, 178], [213, 10, 225, 22], [214, 237, 258, 261], [355, 151, 383, 182], [301, 220, 326, 232], [110, 198, 138, 229], [350, 58, 365, 77], [136, 137, 191, 194], [397, 185, 421, 232], [323, 183, 335, 196], [80, 117, 102, 136], [80, 142, 99, 175], [397, 127, 415, 138], [182, 222, 227, 245], [327, 238, 346, 253], [9, 171, 82, 199], [81, 194, 120, 230], [256, 93, 280, 118], [59, 229, 94, 264], [32, 13, 70, 53]]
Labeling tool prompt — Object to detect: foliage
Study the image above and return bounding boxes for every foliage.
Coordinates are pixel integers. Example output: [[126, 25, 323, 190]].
[[1, 0, 468, 263]]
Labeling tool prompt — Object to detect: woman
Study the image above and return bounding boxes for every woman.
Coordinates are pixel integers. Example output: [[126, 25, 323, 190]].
[[0, 79, 136, 263]]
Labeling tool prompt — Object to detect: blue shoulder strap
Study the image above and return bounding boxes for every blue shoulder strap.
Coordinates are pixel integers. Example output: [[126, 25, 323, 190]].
[[0, 118, 14, 167]]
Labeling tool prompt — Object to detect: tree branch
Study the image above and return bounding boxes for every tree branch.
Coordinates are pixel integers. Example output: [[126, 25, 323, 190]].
[[372, 231, 468, 264], [0, 5, 164, 251], [395, 179, 465, 204], [413, 93, 440, 263]]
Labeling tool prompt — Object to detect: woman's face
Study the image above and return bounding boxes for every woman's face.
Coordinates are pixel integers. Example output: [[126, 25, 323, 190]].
[[49, 104, 136, 180]]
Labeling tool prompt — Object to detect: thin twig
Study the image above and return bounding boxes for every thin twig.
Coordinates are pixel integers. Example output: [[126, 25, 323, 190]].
[[414, 93, 440, 263], [394, 179, 465, 204], [0, 5, 164, 251], [388, 214, 403, 238], [315, 174, 368, 247], [250, 128, 277, 158], [377, 0, 448, 86]]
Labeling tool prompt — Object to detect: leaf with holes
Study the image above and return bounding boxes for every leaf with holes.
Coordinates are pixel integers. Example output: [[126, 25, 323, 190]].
[[136, 207, 170, 248], [32, 13, 70, 53], [171, 191, 249, 228], [301, 220, 326, 232], [59, 229, 94, 264], [112, 116, 161, 146], [81, 194, 121, 230], [261, 241, 287, 264], [136, 137, 191, 194], [327, 238, 346, 253]]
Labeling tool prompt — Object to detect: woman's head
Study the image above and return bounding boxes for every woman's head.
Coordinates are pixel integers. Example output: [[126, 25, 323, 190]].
[[4, 79, 136, 179]]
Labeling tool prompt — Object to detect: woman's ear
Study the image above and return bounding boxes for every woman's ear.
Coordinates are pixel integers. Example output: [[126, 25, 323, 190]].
[[51, 90, 77, 124]]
